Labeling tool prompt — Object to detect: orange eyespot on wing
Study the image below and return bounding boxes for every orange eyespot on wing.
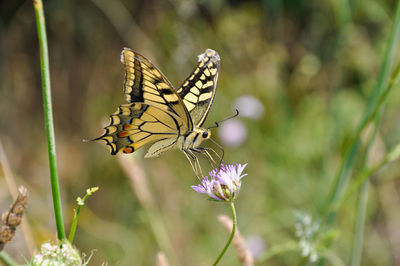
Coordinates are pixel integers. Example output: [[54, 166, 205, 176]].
[[123, 147, 134, 154]]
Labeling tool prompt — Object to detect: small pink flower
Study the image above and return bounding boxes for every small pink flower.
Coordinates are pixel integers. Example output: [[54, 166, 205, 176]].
[[218, 119, 247, 147], [233, 95, 264, 120], [191, 163, 248, 201]]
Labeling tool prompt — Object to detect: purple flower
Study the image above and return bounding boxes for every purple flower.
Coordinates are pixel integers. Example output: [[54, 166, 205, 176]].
[[218, 119, 247, 147], [192, 163, 248, 201], [233, 95, 264, 120]]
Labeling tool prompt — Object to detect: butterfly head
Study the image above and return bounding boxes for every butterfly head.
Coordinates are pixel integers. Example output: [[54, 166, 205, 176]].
[[201, 129, 211, 140], [183, 128, 211, 150]]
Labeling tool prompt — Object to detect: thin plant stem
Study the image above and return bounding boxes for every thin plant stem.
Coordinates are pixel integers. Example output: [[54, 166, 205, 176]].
[[351, 103, 384, 265], [322, 0, 400, 224], [213, 202, 236, 266], [318, 3, 400, 264], [68, 198, 86, 244], [68, 187, 98, 243], [350, 181, 368, 266], [118, 156, 179, 266], [341, 153, 387, 204], [330, 138, 400, 213], [33, 0, 65, 240], [0, 141, 35, 254], [258, 241, 298, 261], [332, 62, 400, 265], [90, 0, 155, 52], [349, 126, 376, 265], [68, 208, 80, 244], [0, 252, 17, 266]]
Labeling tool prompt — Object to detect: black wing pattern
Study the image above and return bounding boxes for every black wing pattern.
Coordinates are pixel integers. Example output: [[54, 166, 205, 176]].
[[95, 48, 220, 158], [121, 48, 192, 133], [176, 49, 220, 127], [95, 103, 184, 155]]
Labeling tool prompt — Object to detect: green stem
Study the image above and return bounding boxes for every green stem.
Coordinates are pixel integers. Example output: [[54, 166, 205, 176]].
[[0, 252, 17, 266], [213, 202, 237, 266], [33, 0, 65, 240], [318, 2, 400, 264], [68, 198, 87, 243], [68, 208, 80, 244], [350, 181, 368, 266], [341, 156, 386, 204], [258, 241, 298, 261], [349, 117, 377, 265], [322, 0, 400, 223], [327, 142, 400, 211]]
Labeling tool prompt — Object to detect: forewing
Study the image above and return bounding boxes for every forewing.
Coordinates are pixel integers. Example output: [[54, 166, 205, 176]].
[[177, 49, 220, 127], [95, 103, 184, 155], [121, 48, 192, 131]]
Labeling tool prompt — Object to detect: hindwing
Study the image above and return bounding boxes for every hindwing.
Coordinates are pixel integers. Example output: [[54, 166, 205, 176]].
[[95, 103, 184, 155]]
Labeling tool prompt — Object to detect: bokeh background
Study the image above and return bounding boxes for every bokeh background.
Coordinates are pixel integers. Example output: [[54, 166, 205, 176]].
[[1, 0, 400, 265]]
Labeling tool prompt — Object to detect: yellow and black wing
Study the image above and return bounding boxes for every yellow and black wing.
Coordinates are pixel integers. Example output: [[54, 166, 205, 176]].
[[121, 48, 192, 132], [95, 48, 195, 156], [177, 49, 220, 127], [95, 103, 184, 155]]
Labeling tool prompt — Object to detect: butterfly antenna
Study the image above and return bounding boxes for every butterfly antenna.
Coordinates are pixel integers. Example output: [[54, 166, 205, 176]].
[[208, 109, 239, 130]]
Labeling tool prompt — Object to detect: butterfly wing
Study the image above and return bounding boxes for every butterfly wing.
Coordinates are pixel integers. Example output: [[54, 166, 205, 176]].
[[177, 49, 220, 127], [95, 103, 184, 155], [121, 48, 193, 133]]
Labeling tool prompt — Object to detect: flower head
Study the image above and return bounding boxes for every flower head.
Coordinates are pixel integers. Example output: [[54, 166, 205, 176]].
[[218, 119, 247, 147], [294, 211, 320, 263], [192, 163, 247, 201], [233, 95, 264, 120], [31, 241, 82, 265]]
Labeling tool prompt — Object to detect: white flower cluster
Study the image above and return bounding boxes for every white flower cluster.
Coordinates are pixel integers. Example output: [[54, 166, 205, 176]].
[[31, 241, 82, 266], [294, 211, 320, 263]]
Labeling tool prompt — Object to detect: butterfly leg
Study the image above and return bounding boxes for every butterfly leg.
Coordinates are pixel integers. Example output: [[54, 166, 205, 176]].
[[197, 146, 227, 174], [184, 150, 203, 180], [196, 147, 225, 167], [208, 138, 225, 165], [189, 150, 204, 179], [193, 147, 218, 168], [204, 147, 224, 165]]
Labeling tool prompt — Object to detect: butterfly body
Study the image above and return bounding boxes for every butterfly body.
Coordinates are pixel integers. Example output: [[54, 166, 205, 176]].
[[141, 120, 211, 158], [96, 48, 220, 176], [179, 128, 211, 151]]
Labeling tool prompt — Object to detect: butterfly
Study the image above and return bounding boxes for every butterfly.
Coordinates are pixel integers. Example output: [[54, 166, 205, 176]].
[[95, 48, 222, 177]]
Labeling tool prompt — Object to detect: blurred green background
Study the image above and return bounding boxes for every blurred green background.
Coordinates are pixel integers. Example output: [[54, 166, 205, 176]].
[[1, 0, 400, 265]]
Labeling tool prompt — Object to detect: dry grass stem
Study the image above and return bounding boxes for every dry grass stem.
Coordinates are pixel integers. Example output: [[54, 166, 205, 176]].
[[0, 141, 34, 253], [378, 182, 400, 264], [218, 215, 254, 266], [90, 0, 156, 52], [118, 155, 154, 208], [156, 251, 170, 266], [0, 186, 28, 251], [0, 141, 18, 199]]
